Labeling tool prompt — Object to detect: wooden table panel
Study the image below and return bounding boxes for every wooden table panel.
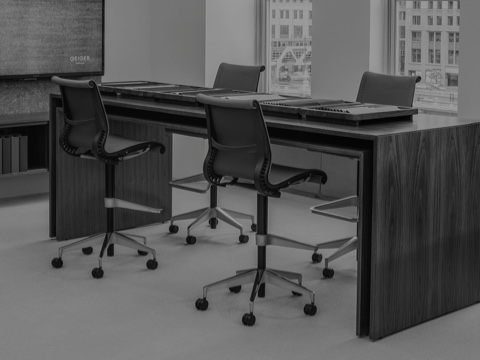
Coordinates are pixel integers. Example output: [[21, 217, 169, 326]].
[[371, 125, 480, 339]]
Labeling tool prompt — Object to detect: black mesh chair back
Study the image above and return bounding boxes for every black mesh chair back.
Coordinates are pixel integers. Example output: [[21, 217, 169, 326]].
[[356, 71, 421, 107], [203, 97, 269, 186], [213, 63, 266, 92], [198, 93, 326, 199], [53, 76, 163, 164], [52, 76, 108, 157]]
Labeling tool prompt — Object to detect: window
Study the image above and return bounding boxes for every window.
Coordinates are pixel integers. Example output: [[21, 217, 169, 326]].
[[448, 32, 459, 65], [413, 1, 421, 9], [262, 0, 312, 97], [392, 1, 460, 114], [429, 31, 441, 42], [294, 25, 303, 38], [412, 48, 421, 62], [400, 11, 406, 20]]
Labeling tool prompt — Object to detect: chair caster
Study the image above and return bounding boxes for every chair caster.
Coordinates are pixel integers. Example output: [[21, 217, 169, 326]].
[[251, 223, 257, 232], [51, 257, 63, 269], [239, 234, 249, 244], [242, 313, 256, 326], [209, 218, 218, 228], [186, 235, 197, 245], [82, 247, 93, 255], [92, 267, 104, 279], [312, 253, 322, 263], [195, 298, 209, 311], [169, 225, 179, 234], [138, 250, 148, 256], [229, 286, 241, 293], [323, 268, 334, 278], [146, 259, 158, 270], [304, 303, 317, 316]]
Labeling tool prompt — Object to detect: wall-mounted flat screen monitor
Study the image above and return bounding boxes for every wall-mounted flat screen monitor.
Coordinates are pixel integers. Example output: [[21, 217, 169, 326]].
[[0, 0, 105, 80]]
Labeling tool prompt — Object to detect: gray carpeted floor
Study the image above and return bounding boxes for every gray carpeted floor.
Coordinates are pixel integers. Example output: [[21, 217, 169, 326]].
[[0, 188, 478, 360]]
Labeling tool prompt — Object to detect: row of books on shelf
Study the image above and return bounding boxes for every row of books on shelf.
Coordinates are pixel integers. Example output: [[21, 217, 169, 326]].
[[1, 134, 28, 175]]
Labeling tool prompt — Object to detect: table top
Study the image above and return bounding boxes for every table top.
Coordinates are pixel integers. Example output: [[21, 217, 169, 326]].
[[95, 93, 479, 140], [98, 81, 419, 126]]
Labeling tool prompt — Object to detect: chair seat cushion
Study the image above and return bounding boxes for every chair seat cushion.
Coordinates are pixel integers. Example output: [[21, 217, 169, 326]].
[[268, 164, 326, 189], [103, 134, 164, 160]]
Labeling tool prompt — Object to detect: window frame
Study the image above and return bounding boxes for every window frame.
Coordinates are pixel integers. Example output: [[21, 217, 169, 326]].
[[388, 0, 460, 115]]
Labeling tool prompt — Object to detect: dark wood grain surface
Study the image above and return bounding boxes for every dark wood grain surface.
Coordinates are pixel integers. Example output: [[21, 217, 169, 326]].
[[370, 125, 480, 339]]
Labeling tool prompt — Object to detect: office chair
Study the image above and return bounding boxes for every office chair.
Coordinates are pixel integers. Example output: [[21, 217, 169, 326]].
[[50, 76, 166, 278], [312, 71, 420, 278], [194, 94, 328, 326], [169, 63, 265, 245]]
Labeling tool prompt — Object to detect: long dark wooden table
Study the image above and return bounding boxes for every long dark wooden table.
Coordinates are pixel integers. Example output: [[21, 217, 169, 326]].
[[49, 90, 480, 340]]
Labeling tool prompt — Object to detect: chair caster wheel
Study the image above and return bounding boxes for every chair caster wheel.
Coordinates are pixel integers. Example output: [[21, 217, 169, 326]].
[[239, 234, 249, 244], [229, 286, 241, 293], [304, 303, 317, 316], [169, 225, 179, 234], [146, 259, 158, 270], [292, 291, 302, 296], [186, 235, 197, 245], [92, 267, 104, 279], [51, 257, 63, 269], [242, 313, 256, 326], [209, 218, 218, 228], [312, 253, 322, 263], [195, 298, 209, 311], [251, 223, 257, 232], [323, 268, 334, 278], [138, 250, 148, 256], [82, 247, 93, 255]]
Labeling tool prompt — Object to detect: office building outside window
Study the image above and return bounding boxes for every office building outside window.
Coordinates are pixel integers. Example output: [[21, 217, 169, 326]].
[[261, 0, 312, 97], [392, 0, 460, 114]]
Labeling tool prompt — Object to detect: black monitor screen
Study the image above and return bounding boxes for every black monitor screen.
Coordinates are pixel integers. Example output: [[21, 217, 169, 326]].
[[0, 0, 104, 79]]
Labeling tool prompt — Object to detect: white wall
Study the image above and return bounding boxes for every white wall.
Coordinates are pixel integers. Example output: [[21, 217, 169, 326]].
[[150, 0, 207, 87], [205, 0, 257, 86], [311, 0, 386, 101], [103, 0, 153, 82]]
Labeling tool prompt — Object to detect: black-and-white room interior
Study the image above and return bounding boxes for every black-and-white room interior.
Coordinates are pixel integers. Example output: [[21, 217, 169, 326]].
[[1, 0, 480, 359]]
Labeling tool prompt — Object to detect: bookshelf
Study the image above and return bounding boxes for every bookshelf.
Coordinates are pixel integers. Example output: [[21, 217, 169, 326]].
[[0, 112, 49, 199]]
